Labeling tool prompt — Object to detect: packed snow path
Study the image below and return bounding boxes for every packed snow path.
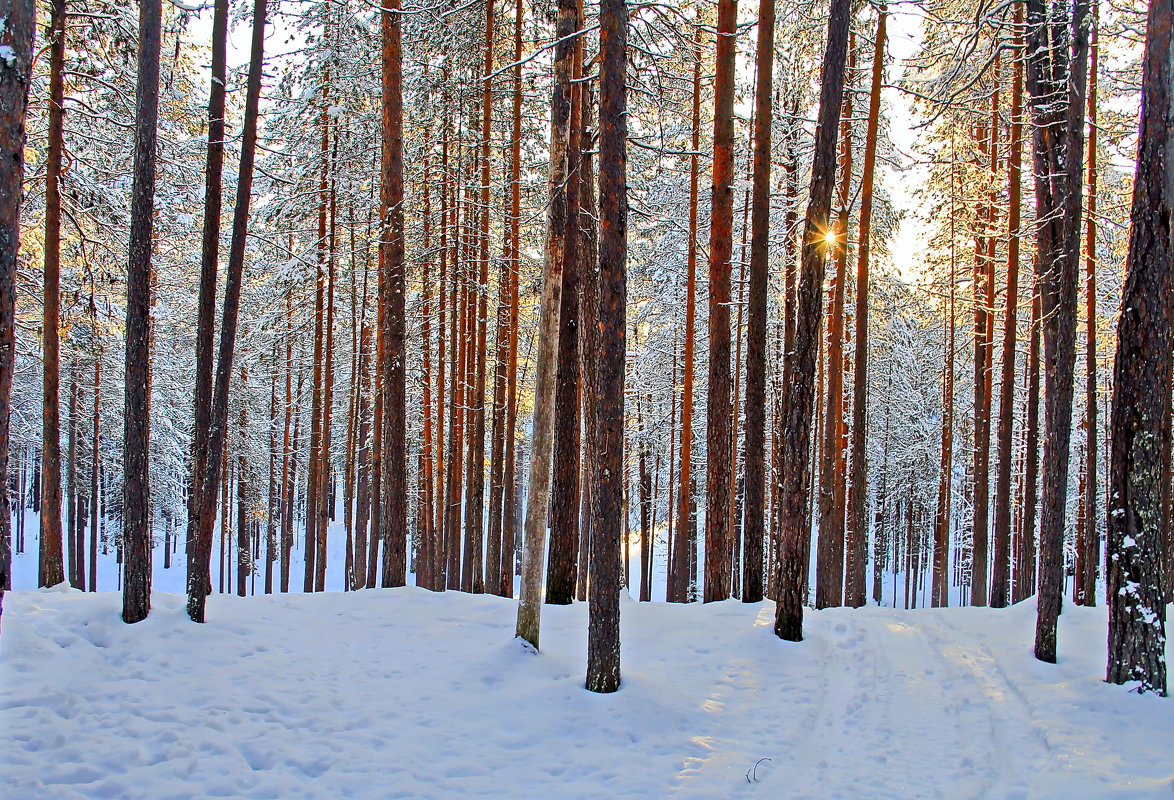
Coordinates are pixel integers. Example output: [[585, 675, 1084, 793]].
[[1, 587, 1170, 798]]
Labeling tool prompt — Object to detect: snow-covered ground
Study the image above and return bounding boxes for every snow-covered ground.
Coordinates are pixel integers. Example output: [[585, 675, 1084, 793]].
[[1, 586, 1170, 799]]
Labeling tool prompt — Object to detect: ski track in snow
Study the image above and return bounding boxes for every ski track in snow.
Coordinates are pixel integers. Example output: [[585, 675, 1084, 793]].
[[1, 587, 1172, 799]]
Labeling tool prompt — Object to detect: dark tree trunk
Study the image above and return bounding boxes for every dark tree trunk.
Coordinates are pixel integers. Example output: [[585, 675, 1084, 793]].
[[547, 4, 584, 606], [379, 0, 408, 587], [516, 0, 576, 646], [40, 0, 67, 589], [187, 0, 267, 621], [846, 10, 885, 609], [1106, 0, 1171, 696], [1027, 0, 1090, 663], [0, 0, 34, 595], [992, 10, 1025, 610], [499, 0, 524, 599], [774, 0, 852, 641], [670, 33, 702, 605], [186, 0, 228, 615], [123, 0, 163, 624], [742, 0, 775, 605], [1076, 10, 1099, 608], [587, 0, 626, 693], [704, 0, 737, 603]]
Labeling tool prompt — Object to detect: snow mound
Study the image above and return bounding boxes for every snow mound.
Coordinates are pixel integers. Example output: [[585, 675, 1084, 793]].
[[1, 588, 1171, 798]]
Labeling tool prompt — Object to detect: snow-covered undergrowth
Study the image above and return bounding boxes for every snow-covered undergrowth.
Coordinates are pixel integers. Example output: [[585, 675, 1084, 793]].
[[1, 587, 1171, 799]]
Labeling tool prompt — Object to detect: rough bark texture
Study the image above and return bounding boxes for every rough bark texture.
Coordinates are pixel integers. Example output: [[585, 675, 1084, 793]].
[[587, 0, 626, 693], [704, 0, 737, 603], [547, 4, 583, 605], [379, 0, 408, 588], [188, 0, 267, 622], [1027, 0, 1089, 663], [774, 0, 852, 641], [40, 0, 67, 589], [0, 0, 35, 595], [123, 0, 163, 624], [516, 0, 576, 646], [1106, 0, 1170, 696], [186, 0, 228, 616], [743, 0, 775, 605]]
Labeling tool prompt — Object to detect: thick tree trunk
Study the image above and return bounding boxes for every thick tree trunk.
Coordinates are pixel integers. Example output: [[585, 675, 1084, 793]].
[[516, 0, 577, 646], [0, 0, 34, 598], [774, 0, 852, 641], [742, 0, 775, 604], [40, 0, 67, 589], [586, 0, 626, 692], [123, 0, 163, 624], [1106, 0, 1170, 696], [1028, 0, 1089, 663], [547, 6, 584, 606], [704, 0, 738, 603], [379, 0, 408, 587]]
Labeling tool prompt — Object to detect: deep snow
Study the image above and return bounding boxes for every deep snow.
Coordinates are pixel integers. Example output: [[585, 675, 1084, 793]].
[[1, 585, 1171, 799]]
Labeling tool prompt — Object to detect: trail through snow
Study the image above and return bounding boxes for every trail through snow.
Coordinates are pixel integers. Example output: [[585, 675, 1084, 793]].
[[1, 587, 1170, 799]]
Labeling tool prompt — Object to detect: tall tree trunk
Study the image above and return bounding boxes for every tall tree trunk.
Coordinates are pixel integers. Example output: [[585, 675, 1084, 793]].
[[1105, 0, 1170, 697], [971, 76, 1000, 607], [1076, 6, 1099, 607], [123, 0, 163, 624], [576, 85, 600, 603], [1027, 0, 1090, 663], [499, 1, 524, 599], [379, 0, 408, 587], [316, 138, 337, 592], [0, 0, 34, 597], [992, 10, 1025, 610], [586, 0, 626, 692], [547, 4, 584, 606], [773, 0, 852, 641], [40, 0, 67, 589], [187, 0, 267, 621], [743, 0, 775, 604], [704, 0, 738, 603], [846, 8, 885, 609], [515, 0, 577, 648], [186, 0, 228, 612], [670, 31, 702, 604], [816, 41, 854, 610], [933, 150, 958, 608], [88, 346, 100, 591]]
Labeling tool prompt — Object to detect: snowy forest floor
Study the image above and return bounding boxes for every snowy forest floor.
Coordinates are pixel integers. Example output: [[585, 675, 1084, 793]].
[[1, 588, 1171, 799]]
